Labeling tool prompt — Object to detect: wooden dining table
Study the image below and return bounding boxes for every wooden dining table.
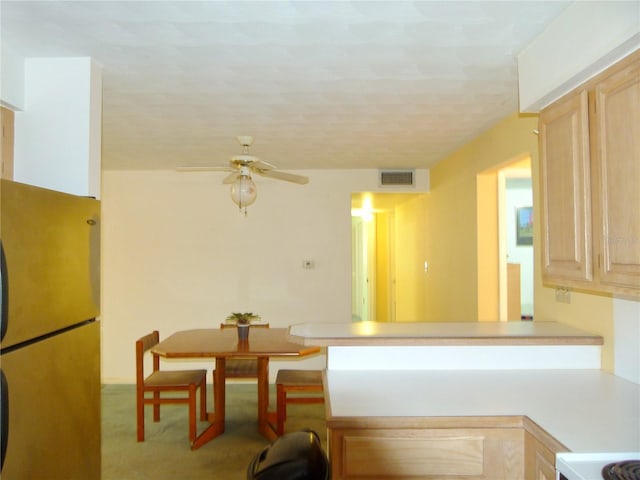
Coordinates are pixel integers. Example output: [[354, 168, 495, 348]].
[[151, 327, 320, 450]]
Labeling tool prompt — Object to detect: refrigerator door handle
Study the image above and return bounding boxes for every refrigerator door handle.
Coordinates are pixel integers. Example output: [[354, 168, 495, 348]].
[[0, 240, 7, 343]]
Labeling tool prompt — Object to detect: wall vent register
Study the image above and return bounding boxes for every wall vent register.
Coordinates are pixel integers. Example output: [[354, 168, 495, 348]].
[[379, 169, 414, 186]]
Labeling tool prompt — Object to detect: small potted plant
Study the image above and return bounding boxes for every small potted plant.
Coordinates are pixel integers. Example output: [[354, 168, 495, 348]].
[[225, 312, 261, 341]]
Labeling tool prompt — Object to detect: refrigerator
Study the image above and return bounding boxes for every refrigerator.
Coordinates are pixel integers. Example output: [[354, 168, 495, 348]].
[[0, 179, 101, 479]]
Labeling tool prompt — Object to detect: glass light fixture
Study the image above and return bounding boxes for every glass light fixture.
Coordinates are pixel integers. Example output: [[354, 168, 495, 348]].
[[230, 174, 257, 213]]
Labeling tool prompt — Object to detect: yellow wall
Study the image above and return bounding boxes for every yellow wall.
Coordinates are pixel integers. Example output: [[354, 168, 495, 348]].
[[537, 288, 614, 371], [423, 112, 615, 370], [476, 171, 499, 321], [424, 113, 540, 321]]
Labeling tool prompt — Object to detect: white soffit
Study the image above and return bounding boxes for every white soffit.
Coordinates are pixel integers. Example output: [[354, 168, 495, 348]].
[[518, 1, 640, 112], [0, 1, 570, 171]]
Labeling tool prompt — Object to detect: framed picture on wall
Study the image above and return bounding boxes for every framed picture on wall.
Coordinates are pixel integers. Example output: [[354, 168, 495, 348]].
[[516, 206, 533, 246]]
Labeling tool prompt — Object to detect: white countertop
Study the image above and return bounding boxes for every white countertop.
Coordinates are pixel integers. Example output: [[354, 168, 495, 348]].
[[324, 369, 640, 454], [289, 321, 603, 346]]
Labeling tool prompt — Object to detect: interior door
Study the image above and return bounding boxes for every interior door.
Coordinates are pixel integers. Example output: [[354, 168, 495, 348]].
[[351, 216, 376, 322], [352, 217, 367, 321]]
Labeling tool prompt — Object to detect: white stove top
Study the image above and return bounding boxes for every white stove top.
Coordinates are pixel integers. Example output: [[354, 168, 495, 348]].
[[557, 452, 640, 480]]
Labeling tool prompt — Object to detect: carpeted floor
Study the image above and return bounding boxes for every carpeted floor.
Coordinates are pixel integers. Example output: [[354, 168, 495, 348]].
[[102, 383, 327, 480]]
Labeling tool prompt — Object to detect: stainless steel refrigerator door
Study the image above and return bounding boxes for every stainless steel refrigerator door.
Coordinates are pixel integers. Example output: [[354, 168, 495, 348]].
[[0, 179, 100, 349], [0, 321, 101, 480]]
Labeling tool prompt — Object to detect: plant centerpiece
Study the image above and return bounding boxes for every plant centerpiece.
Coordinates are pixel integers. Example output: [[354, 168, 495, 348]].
[[225, 312, 261, 341], [225, 312, 261, 326]]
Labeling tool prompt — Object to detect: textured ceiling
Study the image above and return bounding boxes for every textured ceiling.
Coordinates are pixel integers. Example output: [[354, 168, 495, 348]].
[[0, 1, 570, 171]]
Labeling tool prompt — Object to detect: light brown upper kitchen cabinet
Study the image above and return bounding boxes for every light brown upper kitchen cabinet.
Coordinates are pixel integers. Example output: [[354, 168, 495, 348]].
[[539, 50, 640, 297], [590, 55, 640, 293], [1, 106, 14, 179], [539, 89, 592, 284]]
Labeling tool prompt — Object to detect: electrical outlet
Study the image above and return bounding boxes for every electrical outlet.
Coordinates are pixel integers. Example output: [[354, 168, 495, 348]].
[[555, 287, 571, 304]]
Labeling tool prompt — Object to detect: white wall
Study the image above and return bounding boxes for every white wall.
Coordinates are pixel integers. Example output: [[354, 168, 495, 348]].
[[13, 57, 102, 197], [614, 298, 640, 384], [0, 40, 25, 110], [101, 168, 428, 382]]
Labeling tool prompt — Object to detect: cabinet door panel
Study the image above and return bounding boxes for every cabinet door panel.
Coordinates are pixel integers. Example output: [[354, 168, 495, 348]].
[[539, 90, 592, 282], [343, 435, 484, 477], [524, 430, 558, 480], [592, 58, 640, 290], [330, 427, 523, 479]]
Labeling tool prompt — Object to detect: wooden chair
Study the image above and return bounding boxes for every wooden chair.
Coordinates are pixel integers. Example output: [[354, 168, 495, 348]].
[[136, 331, 207, 444], [219, 323, 269, 378], [275, 369, 324, 435]]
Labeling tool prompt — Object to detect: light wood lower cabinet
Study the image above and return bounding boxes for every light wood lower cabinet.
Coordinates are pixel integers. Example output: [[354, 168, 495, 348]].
[[522, 418, 567, 480], [327, 417, 568, 479], [524, 430, 562, 480], [328, 426, 524, 479]]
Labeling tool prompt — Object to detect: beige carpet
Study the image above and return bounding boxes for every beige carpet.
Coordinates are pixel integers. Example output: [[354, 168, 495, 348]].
[[101, 383, 327, 480]]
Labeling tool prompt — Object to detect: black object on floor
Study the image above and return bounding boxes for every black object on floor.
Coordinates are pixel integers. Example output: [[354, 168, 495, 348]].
[[247, 430, 330, 480]]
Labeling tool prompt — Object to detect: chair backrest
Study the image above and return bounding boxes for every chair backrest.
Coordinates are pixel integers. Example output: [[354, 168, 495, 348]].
[[136, 330, 160, 385], [220, 323, 269, 329]]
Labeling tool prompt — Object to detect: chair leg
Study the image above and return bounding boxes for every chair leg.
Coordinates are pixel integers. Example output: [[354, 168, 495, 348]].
[[276, 384, 286, 436], [136, 388, 145, 442], [153, 391, 160, 422], [199, 380, 207, 421]]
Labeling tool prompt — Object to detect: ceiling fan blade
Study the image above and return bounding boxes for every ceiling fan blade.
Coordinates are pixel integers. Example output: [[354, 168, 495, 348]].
[[176, 166, 233, 172], [251, 159, 276, 170], [256, 169, 309, 185], [222, 171, 241, 184]]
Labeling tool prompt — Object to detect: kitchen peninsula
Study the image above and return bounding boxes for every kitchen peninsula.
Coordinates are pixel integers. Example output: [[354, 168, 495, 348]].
[[288, 322, 640, 480]]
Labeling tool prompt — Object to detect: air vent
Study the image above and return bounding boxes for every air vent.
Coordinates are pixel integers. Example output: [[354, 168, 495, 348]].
[[379, 169, 415, 187]]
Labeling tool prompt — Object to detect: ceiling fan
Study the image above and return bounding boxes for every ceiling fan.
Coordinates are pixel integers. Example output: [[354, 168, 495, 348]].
[[178, 136, 309, 213]]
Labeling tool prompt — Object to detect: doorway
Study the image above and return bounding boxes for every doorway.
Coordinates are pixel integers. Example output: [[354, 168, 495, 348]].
[[500, 171, 534, 320], [478, 156, 533, 321], [353, 176, 531, 323], [351, 192, 423, 323]]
